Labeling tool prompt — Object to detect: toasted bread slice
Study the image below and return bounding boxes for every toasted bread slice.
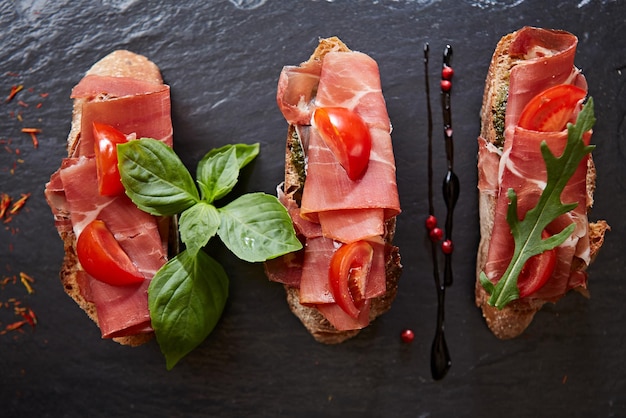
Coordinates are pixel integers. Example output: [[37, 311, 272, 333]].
[[56, 51, 166, 346], [277, 37, 402, 344], [475, 29, 610, 339]]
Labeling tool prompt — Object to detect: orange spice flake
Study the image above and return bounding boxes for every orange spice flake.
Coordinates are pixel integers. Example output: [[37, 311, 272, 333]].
[[9, 193, 30, 215], [19, 272, 35, 294], [0, 193, 11, 219], [21, 128, 40, 149], [5, 84, 23, 103], [0, 277, 37, 335]]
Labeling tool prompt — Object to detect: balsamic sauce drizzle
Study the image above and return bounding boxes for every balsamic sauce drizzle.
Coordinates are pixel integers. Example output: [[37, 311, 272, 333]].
[[441, 45, 460, 288], [424, 43, 456, 381]]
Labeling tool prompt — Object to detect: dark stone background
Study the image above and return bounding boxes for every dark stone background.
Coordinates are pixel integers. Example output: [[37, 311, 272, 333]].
[[1, 1, 624, 416]]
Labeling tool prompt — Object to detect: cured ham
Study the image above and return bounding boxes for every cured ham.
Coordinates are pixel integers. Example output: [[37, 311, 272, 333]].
[[300, 127, 400, 236], [49, 155, 167, 338], [272, 44, 400, 331], [276, 61, 322, 125], [315, 51, 391, 131], [504, 27, 586, 138], [71, 75, 172, 158], [45, 62, 173, 339], [482, 27, 592, 301], [58, 157, 166, 278]]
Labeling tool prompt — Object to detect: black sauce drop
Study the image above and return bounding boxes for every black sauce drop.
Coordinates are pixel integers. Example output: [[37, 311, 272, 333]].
[[424, 43, 453, 381]]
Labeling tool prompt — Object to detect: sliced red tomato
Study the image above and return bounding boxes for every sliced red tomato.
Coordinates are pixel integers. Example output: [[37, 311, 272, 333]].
[[328, 240, 374, 319], [517, 230, 557, 298], [93, 122, 128, 196], [312, 107, 372, 181], [518, 84, 587, 132], [76, 219, 144, 286]]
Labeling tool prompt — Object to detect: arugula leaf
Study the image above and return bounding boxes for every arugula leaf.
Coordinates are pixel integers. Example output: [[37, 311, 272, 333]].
[[179, 202, 220, 255], [479, 97, 596, 309], [218, 192, 303, 262], [118, 139, 199, 216], [480, 98, 596, 309], [148, 249, 228, 370]]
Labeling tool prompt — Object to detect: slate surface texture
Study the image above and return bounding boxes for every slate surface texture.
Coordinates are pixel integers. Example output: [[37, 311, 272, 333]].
[[1, 1, 624, 417]]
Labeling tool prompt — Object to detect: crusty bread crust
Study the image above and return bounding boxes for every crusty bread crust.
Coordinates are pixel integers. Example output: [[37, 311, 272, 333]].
[[58, 50, 165, 346], [278, 37, 402, 344], [476, 29, 610, 339]]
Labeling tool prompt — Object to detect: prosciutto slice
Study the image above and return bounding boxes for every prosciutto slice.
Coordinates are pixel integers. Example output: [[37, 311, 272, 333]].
[[45, 70, 173, 339], [482, 27, 592, 301], [504, 27, 586, 137], [276, 61, 322, 125], [71, 75, 172, 158], [315, 51, 391, 131], [299, 53, 400, 242], [54, 157, 167, 337], [300, 127, 400, 238], [273, 49, 400, 329], [58, 157, 166, 278]]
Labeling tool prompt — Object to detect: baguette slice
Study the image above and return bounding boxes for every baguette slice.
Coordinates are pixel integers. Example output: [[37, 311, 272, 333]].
[[52, 51, 168, 346], [475, 29, 610, 339], [273, 37, 402, 344]]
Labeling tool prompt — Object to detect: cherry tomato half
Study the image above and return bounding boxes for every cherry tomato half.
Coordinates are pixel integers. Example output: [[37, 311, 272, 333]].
[[312, 107, 372, 181], [328, 240, 374, 319], [76, 219, 144, 286], [93, 122, 128, 196], [517, 230, 557, 298], [518, 84, 587, 132]]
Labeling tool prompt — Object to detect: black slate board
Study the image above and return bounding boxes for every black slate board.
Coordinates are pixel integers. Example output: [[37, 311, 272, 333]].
[[1, 1, 624, 416]]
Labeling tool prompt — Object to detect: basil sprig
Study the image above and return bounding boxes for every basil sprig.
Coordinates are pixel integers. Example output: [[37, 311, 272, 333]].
[[118, 139, 302, 369], [479, 98, 596, 309]]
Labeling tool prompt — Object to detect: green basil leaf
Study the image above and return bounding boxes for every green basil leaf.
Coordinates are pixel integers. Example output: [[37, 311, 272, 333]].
[[196, 146, 240, 203], [149, 249, 229, 370], [218, 192, 303, 262], [199, 143, 260, 171], [179, 202, 220, 254], [118, 138, 199, 216]]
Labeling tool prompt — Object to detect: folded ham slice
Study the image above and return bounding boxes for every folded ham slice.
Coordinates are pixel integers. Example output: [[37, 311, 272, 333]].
[[273, 46, 400, 331], [481, 27, 592, 302], [71, 75, 172, 158], [45, 67, 173, 340]]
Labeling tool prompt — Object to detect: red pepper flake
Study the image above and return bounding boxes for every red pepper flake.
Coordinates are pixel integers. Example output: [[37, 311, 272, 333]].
[[1, 320, 27, 334], [39, 92, 48, 98], [21, 128, 40, 149], [36, 102, 42, 109], [20, 307, 37, 327], [17, 100, 28, 108], [5, 84, 23, 103]]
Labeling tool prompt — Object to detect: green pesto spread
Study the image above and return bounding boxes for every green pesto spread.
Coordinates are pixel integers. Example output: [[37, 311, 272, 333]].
[[288, 127, 306, 204], [493, 83, 509, 149]]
